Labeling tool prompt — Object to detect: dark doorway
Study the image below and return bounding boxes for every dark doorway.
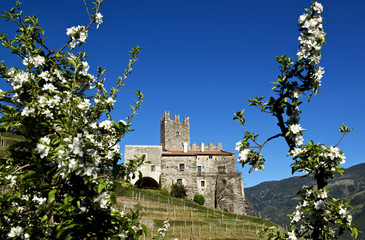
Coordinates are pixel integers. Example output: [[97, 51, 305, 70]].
[[135, 177, 159, 189]]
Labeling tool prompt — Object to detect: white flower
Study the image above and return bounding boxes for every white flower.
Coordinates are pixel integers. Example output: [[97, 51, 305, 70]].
[[42, 83, 57, 91], [158, 220, 170, 237], [315, 66, 325, 80], [238, 149, 250, 163], [21, 106, 36, 117], [339, 207, 347, 217], [66, 25, 88, 48], [289, 124, 304, 135], [292, 89, 301, 99], [6, 175, 17, 187], [298, 14, 308, 25], [119, 120, 127, 126], [106, 97, 116, 106], [313, 2, 323, 13], [23, 55, 45, 67], [9, 71, 31, 90], [297, 4, 325, 65], [99, 120, 113, 130], [94, 191, 110, 208], [38, 71, 52, 82], [317, 191, 327, 199], [292, 210, 301, 223], [78, 99, 91, 110], [8, 226, 23, 238], [32, 195, 47, 205], [82, 61, 90, 73], [314, 200, 325, 210], [290, 147, 303, 158], [41, 109, 54, 119], [347, 214, 352, 223], [95, 12, 103, 24], [235, 141, 241, 151], [69, 159, 78, 169], [287, 230, 297, 240], [21, 195, 30, 201], [295, 135, 304, 146], [321, 146, 346, 163], [35, 136, 51, 158], [79, 31, 88, 42]]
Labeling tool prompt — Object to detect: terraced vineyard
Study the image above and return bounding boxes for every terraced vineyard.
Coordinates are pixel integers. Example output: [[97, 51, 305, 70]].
[[115, 187, 279, 240]]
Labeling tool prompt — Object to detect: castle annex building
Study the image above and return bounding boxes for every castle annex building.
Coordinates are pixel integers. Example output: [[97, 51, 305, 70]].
[[125, 112, 246, 214]]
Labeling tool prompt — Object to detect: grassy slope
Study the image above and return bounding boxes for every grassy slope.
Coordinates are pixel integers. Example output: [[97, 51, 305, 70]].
[[115, 186, 280, 240]]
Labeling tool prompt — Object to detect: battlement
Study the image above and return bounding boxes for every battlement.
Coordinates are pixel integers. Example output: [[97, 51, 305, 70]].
[[161, 111, 189, 125], [191, 142, 222, 151]]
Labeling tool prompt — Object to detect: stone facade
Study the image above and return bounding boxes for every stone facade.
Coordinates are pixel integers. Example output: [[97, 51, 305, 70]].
[[125, 112, 246, 214]]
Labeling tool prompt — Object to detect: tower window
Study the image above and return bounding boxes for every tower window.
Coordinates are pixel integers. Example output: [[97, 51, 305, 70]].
[[151, 165, 155, 172], [197, 166, 202, 175], [201, 180, 205, 187], [209, 156, 213, 160], [179, 163, 185, 171], [177, 179, 183, 184], [176, 131, 180, 136]]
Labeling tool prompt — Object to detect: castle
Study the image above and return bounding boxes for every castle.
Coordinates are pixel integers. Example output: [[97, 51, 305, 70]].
[[125, 112, 246, 214]]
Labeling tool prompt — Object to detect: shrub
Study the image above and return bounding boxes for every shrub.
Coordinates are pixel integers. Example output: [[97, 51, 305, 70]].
[[193, 194, 206, 205], [170, 183, 187, 198], [160, 188, 170, 197]]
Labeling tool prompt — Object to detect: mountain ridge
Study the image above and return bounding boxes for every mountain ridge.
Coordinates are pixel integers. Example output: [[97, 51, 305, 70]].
[[245, 162, 365, 239]]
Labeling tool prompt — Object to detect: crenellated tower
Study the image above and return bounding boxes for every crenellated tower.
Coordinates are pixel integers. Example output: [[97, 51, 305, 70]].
[[160, 111, 190, 151]]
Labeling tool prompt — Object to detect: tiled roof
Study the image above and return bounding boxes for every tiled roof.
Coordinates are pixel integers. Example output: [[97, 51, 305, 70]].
[[162, 150, 234, 156]]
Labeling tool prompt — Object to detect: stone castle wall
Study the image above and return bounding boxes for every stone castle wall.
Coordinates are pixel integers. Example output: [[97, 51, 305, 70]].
[[161, 155, 197, 199], [125, 145, 162, 185], [125, 112, 246, 214]]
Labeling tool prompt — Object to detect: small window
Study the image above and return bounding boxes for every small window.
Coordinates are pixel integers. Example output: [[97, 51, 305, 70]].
[[176, 131, 180, 136], [197, 166, 202, 175], [208, 156, 213, 160], [177, 179, 183, 184], [179, 163, 185, 171], [201, 181, 205, 187], [218, 166, 226, 174], [151, 165, 155, 172]]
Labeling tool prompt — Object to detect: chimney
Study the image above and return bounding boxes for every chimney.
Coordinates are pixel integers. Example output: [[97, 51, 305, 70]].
[[200, 143, 205, 152], [183, 142, 188, 153]]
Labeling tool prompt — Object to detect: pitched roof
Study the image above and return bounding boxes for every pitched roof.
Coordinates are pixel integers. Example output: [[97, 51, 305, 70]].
[[162, 149, 234, 156]]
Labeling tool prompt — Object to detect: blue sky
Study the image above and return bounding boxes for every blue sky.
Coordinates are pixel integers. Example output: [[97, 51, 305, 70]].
[[1, 0, 364, 187]]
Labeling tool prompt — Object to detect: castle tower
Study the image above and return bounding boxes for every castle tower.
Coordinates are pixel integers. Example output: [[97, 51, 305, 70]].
[[160, 111, 190, 151]]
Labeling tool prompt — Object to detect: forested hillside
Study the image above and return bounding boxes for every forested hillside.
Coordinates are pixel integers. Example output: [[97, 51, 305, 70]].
[[246, 163, 365, 239]]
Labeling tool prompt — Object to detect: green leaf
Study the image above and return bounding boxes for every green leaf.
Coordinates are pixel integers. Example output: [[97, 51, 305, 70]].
[[41, 214, 48, 222], [56, 223, 78, 238], [98, 180, 106, 194], [48, 189, 57, 201]]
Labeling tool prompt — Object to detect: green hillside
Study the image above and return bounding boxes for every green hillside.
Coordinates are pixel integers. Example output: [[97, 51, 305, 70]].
[[245, 163, 365, 239], [115, 186, 280, 239]]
